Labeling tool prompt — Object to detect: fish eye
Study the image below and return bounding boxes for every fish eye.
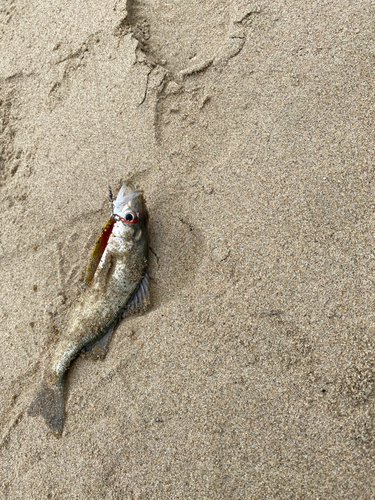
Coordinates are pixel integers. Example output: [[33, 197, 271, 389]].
[[121, 210, 138, 224]]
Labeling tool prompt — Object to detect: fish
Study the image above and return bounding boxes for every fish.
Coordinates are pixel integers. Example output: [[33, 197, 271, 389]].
[[28, 183, 149, 436]]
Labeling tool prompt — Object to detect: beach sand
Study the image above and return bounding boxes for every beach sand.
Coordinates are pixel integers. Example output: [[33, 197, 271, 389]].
[[1, 1, 374, 498]]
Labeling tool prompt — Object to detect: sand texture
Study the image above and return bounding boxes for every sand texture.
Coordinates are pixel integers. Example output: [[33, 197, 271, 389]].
[[1, 0, 375, 498]]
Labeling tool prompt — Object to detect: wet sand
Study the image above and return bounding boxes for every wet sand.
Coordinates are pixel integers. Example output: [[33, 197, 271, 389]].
[[1, 1, 374, 498]]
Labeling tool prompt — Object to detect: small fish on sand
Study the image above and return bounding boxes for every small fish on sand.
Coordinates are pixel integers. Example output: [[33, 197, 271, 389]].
[[28, 184, 150, 436]]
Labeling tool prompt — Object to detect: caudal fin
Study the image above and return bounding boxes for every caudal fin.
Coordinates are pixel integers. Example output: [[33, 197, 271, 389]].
[[28, 379, 65, 437]]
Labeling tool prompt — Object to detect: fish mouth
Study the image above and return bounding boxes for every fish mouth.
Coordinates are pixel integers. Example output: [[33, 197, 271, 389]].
[[123, 183, 136, 195], [113, 185, 141, 209], [113, 184, 147, 222]]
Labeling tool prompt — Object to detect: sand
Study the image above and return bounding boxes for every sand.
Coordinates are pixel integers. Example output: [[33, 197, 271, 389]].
[[1, 0, 374, 498]]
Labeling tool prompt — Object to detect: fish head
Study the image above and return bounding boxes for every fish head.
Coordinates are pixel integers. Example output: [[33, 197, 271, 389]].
[[113, 184, 148, 234], [84, 185, 148, 283]]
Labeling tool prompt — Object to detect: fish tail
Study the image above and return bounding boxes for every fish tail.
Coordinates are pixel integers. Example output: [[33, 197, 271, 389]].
[[28, 377, 65, 437]]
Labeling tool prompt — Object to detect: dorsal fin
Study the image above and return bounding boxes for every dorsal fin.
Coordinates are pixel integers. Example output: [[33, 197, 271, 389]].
[[85, 216, 115, 283], [81, 322, 116, 360], [123, 273, 150, 317], [82, 274, 150, 359]]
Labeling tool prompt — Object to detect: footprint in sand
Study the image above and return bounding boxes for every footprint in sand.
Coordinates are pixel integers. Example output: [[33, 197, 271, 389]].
[[126, 0, 230, 73], [125, 0, 263, 75]]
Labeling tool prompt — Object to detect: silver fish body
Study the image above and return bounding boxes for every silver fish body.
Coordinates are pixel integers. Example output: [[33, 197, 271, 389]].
[[28, 184, 149, 436]]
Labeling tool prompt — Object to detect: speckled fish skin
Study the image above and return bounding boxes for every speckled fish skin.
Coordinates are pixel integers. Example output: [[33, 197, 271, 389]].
[[28, 184, 149, 436]]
